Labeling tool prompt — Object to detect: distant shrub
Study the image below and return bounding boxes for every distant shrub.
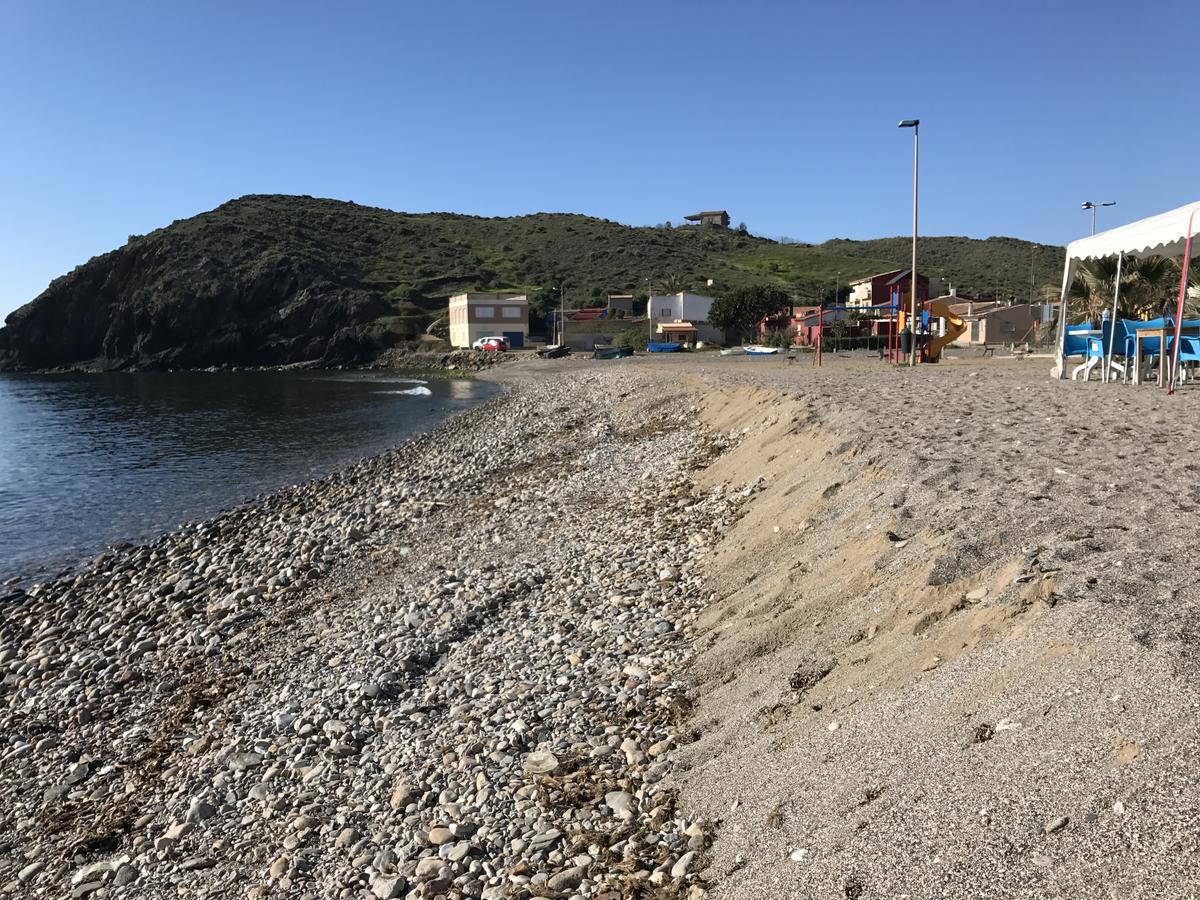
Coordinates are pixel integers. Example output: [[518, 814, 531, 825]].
[[765, 327, 796, 349]]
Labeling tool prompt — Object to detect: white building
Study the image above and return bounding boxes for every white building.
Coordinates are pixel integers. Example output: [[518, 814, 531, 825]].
[[649, 291, 714, 322], [649, 292, 723, 343]]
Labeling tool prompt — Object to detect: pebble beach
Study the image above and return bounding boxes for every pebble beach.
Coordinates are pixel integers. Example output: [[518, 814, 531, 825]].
[[1, 365, 735, 899], [4, 352, 1200, 899]]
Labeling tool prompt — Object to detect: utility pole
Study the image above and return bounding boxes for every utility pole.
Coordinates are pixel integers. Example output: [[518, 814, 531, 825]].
[[1029, 250, 1035, 306], [559, 284, 565, 347]]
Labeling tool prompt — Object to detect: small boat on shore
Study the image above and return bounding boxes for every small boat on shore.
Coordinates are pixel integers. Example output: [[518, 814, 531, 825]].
[[719, 346, 746, 356], [744, 345, 782, 355], [647, 341, 683, 353], [592, 346, 633, 360], [538, 345, 570, 359]]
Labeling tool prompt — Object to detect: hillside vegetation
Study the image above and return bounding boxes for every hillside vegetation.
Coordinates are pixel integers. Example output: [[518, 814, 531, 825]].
[[821, 236, 1065, 302], [0, 195, 1065, 370]]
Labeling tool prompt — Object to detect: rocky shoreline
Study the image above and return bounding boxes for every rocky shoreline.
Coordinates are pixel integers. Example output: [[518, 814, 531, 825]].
[[0, 367, 745, 899], [1, 347, 511, 377]]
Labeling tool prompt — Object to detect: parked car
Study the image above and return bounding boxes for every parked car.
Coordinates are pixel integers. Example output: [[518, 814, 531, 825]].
[[472, 336, 510, 351], [478, 338, 507, 352]]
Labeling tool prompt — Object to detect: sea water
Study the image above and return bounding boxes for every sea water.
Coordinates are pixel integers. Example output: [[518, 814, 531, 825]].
[[0, 370, 499, 580]]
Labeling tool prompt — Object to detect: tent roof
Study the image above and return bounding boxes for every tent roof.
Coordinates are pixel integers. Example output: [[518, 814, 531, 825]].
[[1066, 200, 1200, 262]]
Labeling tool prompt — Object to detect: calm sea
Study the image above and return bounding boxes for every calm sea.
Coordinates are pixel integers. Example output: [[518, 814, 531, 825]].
[[0, 371, 500, 581]]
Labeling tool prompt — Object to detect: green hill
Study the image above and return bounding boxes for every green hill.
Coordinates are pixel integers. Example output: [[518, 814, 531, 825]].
[[0, 195, 1065, 370], [819, 235, 1065, 303]]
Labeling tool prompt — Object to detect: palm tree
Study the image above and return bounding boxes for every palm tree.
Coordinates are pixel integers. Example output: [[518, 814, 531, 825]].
[[1168, 256, 1200, 319], [659, 272, 688, 294], [1122, 256, 1176, 318], [1053, 256, 1178, 322]]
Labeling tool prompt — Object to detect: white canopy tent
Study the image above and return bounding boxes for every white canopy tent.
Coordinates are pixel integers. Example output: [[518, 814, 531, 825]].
[[1054, 200, 1200, 392]]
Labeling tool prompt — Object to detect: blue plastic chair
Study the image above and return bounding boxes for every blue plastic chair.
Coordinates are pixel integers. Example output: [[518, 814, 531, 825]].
[[1062, 324, 1094, 360], [1169, 334, 1200, 385], [1073, 320, 1112, 381]]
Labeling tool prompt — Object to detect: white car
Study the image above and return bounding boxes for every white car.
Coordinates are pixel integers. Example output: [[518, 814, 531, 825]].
[[472, 336, 510, 351]]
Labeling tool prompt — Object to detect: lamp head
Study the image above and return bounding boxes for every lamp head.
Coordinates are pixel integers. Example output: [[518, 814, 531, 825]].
[[1082, 201, 1095, 210], [898, 119, 920, 128]]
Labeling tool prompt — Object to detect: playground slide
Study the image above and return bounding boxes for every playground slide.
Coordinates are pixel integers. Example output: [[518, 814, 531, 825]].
[[926, 300, 967, 362]]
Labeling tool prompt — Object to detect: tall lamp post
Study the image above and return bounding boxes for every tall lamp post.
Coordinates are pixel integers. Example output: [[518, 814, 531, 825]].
[[1081, 200, 1115, 236], [899, 119, 920, 365], [646, 277, 654, 345]]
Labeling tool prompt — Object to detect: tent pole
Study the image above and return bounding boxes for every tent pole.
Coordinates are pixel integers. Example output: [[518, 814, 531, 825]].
[[1105, 252, 1123, 384], [1168, 209, 1198, 394], [1053, 257, 1077, 379]]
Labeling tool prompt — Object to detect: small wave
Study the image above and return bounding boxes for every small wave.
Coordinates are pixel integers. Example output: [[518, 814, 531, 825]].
[[317, 376, 429, 385], [374, 386, 433, 397]]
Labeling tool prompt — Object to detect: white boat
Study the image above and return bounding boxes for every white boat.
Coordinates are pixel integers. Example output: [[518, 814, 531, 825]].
[[719, 346, 746, 356], [744, 345, 782, 355]]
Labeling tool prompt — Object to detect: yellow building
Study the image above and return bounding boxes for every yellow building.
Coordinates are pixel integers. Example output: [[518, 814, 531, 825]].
[[447, 293, 529, 348]]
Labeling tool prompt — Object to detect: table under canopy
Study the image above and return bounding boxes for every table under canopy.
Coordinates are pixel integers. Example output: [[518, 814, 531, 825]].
[[1054, 200, 1200, 393]]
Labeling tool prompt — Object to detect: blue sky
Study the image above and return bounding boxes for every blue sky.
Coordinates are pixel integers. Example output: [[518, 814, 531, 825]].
[[1, 0, 1194, 318]]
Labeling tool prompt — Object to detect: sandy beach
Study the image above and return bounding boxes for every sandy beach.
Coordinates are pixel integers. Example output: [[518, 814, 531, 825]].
[[3, 352, 1199, 899]]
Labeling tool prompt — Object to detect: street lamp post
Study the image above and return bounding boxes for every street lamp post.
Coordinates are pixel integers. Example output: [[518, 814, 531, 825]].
[[646, 277, 653, 345], [1081, 201, 1116, 236], [899, 119, 920, 366]]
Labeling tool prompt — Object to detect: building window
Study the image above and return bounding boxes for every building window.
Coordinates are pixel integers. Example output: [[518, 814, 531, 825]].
[[501, 307, 521, 318], [659, 308, 671, 317], [475, 306, 494, 319]]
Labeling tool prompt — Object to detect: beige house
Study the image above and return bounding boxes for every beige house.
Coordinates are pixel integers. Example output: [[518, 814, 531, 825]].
[[606, 293, 635, 314], [448, 292, 529, 348], [946, 301, 1044, 346], [656, 321, 700, 348]]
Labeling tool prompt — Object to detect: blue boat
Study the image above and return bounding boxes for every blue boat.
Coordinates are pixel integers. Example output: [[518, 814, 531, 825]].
[[647, 341, 683, 353]]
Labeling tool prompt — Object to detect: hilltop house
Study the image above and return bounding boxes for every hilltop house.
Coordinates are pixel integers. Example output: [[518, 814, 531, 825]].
[[684, 210, 730, 228], [448, 292, 529, 348]]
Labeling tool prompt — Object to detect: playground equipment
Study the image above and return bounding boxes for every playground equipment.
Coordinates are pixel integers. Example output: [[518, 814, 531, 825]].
[[813, 299, 965, 365], [924, 299, 967, 362]]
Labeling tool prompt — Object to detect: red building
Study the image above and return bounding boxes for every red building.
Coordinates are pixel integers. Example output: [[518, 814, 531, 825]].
[[760, 306, 821, 345], [847, 268, 931, 310]]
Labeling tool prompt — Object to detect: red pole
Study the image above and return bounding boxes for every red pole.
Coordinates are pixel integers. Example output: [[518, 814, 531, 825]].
[[888, 294, 895, 362], [817, 306, 823, 367], [1168, 209, 1198, 394], [889, 292, 896, 363]]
